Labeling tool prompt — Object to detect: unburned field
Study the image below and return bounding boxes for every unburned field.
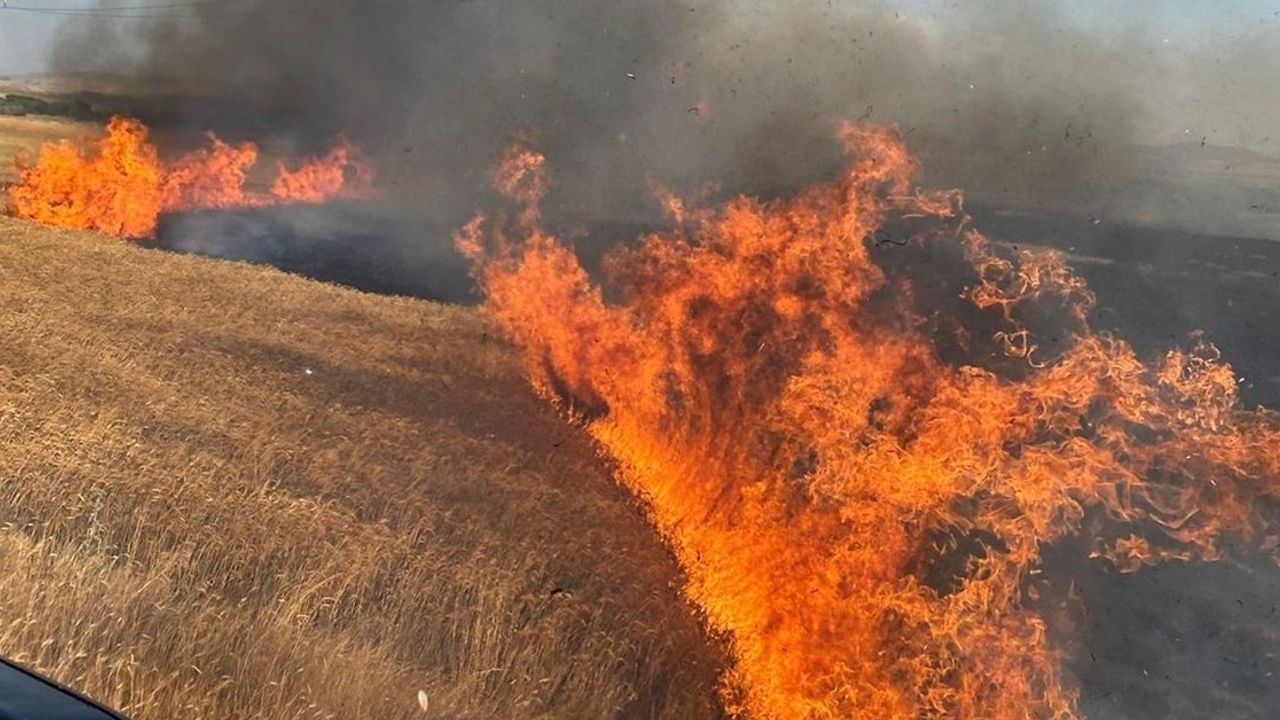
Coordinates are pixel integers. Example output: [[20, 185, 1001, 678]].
[[0, 215, 725, 719], [0, 115, 98, 185]]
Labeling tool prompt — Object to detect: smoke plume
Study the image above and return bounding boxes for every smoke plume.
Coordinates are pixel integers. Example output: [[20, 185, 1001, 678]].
[[48, 0, 1280, 239]]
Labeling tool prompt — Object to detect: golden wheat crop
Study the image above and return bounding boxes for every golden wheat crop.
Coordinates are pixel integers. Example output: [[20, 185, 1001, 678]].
[[0, 215, 724, 719]]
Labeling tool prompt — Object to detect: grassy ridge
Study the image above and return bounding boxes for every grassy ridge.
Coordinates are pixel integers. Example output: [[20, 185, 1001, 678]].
[[0, 216, 724, 719]]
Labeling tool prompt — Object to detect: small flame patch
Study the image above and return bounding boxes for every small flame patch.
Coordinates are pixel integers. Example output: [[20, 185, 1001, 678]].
[[7, 116, 374, 239]]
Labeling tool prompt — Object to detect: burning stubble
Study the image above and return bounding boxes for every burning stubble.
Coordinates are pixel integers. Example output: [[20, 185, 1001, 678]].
[[458, 125, 1280, 719], [7, 116, 373, 238]]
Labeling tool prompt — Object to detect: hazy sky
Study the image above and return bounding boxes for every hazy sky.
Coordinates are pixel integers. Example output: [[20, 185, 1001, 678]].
[[896, 0, 1280, 37], [3, 0, 1278, 74], [2, 0, 1279, 159], [1, 8, 60, 74]]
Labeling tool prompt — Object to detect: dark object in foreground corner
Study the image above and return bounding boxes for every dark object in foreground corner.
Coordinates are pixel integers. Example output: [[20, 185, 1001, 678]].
[[0, 658, 127, 720]]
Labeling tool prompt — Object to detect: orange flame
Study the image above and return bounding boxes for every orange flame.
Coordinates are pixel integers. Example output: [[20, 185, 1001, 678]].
[[7, 116, 375, 239], [161, 133, 261, 211], [459, 124, 1280, 719], [271, 136, 374, 203]]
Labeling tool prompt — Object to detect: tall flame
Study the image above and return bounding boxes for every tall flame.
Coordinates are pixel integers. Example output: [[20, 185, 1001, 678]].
[[7, 116, 375, 239], [458, 124, 1280, 719]]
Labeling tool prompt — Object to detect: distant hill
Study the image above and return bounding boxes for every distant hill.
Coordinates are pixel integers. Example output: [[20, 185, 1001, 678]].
[[0, 73, 212, 100]]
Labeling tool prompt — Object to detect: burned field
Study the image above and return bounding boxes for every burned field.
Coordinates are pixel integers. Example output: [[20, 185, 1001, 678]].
[[968, 208, 1280, 718], [971, 207, 1280, 408]]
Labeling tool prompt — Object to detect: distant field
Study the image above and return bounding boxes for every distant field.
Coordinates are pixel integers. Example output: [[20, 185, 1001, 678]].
[[0, 115, 98, 184], [0, 216, 725, 719]]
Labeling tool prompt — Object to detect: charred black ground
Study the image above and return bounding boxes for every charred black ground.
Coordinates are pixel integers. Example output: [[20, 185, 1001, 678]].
[[147, 203, 475, 303]]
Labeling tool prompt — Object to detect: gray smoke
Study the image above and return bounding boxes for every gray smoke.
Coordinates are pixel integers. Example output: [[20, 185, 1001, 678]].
[[47, 0, 1280, 238]]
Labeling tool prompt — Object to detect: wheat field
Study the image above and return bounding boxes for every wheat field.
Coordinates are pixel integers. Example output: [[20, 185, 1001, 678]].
[[0, 115, 96, 185], [0, 215, 725, 719]]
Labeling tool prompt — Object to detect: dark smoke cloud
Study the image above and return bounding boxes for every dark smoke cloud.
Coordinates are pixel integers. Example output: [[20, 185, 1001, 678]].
[[51, 0, 1280, 233], [39, 0, 1280, 293]]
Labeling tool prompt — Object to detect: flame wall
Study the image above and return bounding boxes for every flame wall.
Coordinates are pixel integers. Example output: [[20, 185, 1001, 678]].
[[458, 126, 1280, 719]]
